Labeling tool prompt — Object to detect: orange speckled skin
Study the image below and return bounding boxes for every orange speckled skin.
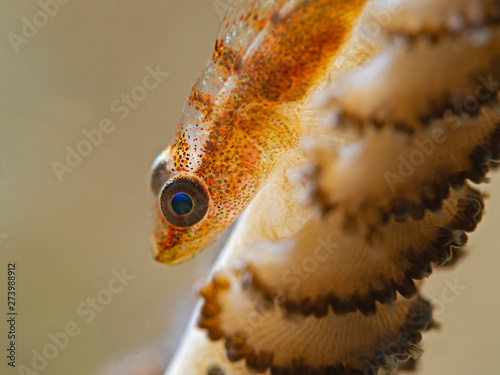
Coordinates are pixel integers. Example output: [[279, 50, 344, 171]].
[[152, 0, 367, 265]]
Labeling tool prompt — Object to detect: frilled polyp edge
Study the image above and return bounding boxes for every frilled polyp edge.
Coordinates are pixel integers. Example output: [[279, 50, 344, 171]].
[[197, 272, 433, 375], [333, 70, 500, 137], [244, 184, 484, 318], [325, 117, 497, 234], [327, 31, 500, 135], [382, 175, 487, 226]]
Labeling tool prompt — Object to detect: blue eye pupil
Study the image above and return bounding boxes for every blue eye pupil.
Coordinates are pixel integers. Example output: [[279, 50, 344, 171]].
[[171, 193, 193, 215]]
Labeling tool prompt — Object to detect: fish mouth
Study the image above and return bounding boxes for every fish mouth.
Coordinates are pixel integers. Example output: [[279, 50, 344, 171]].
[[152, 236, 204, 266]]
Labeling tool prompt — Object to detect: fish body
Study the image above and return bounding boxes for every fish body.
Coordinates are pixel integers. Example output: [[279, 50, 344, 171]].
[[151, 0, 367, 265]]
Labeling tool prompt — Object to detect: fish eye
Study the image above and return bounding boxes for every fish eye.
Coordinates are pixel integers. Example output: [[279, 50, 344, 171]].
[[159, 176, 209, 228], [171, 193, 193, 215]]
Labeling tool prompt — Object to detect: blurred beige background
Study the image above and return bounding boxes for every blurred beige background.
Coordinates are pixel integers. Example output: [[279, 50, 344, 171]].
[[0, 1, 499, 375]]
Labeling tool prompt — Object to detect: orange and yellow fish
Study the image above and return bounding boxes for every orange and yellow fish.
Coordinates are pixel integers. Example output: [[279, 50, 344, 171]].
[[150, 0, 367, 265]]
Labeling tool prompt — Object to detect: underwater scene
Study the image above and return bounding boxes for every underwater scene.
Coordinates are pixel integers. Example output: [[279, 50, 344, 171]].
[[1, 1, 500, 374]]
